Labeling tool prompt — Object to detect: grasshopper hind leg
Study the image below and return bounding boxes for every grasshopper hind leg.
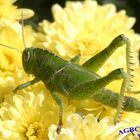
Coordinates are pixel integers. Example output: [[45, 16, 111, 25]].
[[82, 34, 133, 92], [69, 68, 129, 124], [114, 69, 128, 123], [81, 34, 139, 122]]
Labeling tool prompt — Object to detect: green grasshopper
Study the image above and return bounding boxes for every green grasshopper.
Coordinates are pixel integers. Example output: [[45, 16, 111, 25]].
[[1, 34, 140, 134], [0, 15, 140, 134]]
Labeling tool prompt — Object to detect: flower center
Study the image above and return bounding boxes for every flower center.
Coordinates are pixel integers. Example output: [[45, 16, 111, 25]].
[[26, 122, 46, 140]]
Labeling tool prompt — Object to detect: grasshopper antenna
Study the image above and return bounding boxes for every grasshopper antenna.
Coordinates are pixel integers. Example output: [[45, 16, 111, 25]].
[[21, 11, 27, 49], [0, 43, 22, 53]]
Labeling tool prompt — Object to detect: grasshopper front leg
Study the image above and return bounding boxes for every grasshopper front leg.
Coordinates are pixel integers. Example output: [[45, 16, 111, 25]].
[[14, 78, 40, 92]]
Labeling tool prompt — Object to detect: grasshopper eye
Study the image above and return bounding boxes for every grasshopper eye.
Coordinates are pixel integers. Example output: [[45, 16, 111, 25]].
[[23, 50, 30, 62]]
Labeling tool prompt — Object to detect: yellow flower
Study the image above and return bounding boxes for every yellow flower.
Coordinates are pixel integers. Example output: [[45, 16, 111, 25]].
[[0, 0, 35, 102], [0, 90, 75, 139], [0, 0, 34, 71], [0, 92, 48, 139], [0, 0, 35, 72], [49, 114, 139, 140], [0, 22, 35, 102]]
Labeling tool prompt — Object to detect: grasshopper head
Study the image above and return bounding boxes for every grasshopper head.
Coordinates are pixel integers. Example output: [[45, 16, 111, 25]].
[[22, 47, 35, 74]]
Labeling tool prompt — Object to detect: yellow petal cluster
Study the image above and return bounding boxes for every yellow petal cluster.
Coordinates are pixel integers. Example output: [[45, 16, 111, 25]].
[[0, 0, 35, 101], [0, 90, 75, 139], [49, 114, 140, 140], [0, 92, 49, 139], [0, 0, 34, 71]]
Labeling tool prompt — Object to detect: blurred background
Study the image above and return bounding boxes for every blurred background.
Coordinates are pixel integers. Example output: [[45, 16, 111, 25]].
[[15, 0, 140, 62]]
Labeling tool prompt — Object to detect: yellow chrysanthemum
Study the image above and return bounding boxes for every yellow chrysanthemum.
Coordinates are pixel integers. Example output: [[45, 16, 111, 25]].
[[0, 0, 35, 101], [34, 0, 139, 63], [0, 0, 34, 71], [0, 22, 35, 102], [0, 89, 75, 140], [0, 0, 35, 72], [0, 92, 49, 139], [49, 114, 140, 140]]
